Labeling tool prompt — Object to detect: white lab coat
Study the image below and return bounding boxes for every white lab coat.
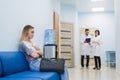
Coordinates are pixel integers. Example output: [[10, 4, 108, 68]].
[[80, 34, 91, 55], [92, 36, 101, 56]]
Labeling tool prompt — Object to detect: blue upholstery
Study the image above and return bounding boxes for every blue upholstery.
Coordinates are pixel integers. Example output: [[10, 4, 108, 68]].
[[5, 71, 60, 80], [0, 51, 60, 80], [0, 52, 29, 76], [0, 78, 42, 80], [0, 59, 2, 77]]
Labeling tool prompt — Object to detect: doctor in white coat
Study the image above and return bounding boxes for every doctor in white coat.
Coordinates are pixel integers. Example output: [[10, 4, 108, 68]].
[[92, 30, 101, 70], [80, 29, 91, 68]]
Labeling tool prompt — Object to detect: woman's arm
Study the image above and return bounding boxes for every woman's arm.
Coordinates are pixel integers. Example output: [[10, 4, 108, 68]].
[[30, 50, 42, 58], [37, 50, 43, 56], [92, 36, 101, 45], [20, 41, 43, 59], [30, 43, 43, 58]]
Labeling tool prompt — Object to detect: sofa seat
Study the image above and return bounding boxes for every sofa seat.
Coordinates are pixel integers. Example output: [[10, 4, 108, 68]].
[[0, 78, 42, 80], [0, 51, 60, 80], [4, 71, 60, 80]]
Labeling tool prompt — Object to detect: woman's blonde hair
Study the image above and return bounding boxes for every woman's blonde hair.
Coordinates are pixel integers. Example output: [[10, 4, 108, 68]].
[[20, 25, 34, 41]]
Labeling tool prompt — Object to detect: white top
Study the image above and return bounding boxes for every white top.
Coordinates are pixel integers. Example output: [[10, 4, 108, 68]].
[[80, 34, 92, 55], [92, 35, 102, 56]]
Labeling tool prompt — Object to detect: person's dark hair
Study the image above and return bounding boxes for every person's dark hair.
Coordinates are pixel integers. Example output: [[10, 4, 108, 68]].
[[95, 30, 100, 35], [85, 28, 89, 32]]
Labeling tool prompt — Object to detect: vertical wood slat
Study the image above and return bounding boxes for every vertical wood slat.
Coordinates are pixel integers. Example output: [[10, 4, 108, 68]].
[[53, 12, 60, 58]]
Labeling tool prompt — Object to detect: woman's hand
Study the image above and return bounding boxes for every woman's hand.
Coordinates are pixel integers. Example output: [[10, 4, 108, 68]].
[[36, 50, 43, 57], [30, 50, 42, 59]]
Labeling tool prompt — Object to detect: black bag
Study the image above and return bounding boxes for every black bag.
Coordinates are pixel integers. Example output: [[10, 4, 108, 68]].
[[40, 58, 65, 73]]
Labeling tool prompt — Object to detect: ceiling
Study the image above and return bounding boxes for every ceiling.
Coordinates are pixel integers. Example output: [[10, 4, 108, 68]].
[[61, 0, 114, 13]]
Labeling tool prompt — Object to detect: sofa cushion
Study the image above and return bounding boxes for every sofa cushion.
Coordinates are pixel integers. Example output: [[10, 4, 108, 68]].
[[5, 71, 60, 80], [0, 78, 42, 80], [0, 58, 2, 77], [0, 51, 29, 76]]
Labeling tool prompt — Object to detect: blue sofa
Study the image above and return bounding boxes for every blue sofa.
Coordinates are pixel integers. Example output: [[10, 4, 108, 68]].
[[0, 52, 60, 80]]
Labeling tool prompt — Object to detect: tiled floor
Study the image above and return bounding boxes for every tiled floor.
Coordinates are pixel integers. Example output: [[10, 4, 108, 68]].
[[68, 65, 120, 80]]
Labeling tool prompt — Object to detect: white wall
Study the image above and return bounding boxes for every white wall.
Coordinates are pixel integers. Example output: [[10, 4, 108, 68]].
[[78, 12, 115, 63], [52, 0, 61, 16], [0, 0, 54, 51], [74, 11, 80, 66], [115, 0, 120, 73], [61, 4, 115, 66], [61, 4, 76, 23], [61, 3, 80, 66]]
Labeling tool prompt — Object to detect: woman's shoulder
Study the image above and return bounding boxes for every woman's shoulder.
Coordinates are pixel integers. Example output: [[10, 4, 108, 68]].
[[19, 41, 29, 47], [19, 41, 25, 47], [19, 41, 25, 51], [19, 41, 31, 51], [19, 41, 26, 45]]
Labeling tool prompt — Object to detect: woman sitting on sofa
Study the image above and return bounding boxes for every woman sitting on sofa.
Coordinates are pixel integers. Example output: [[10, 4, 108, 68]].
[[19, 25, 69, 80]]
